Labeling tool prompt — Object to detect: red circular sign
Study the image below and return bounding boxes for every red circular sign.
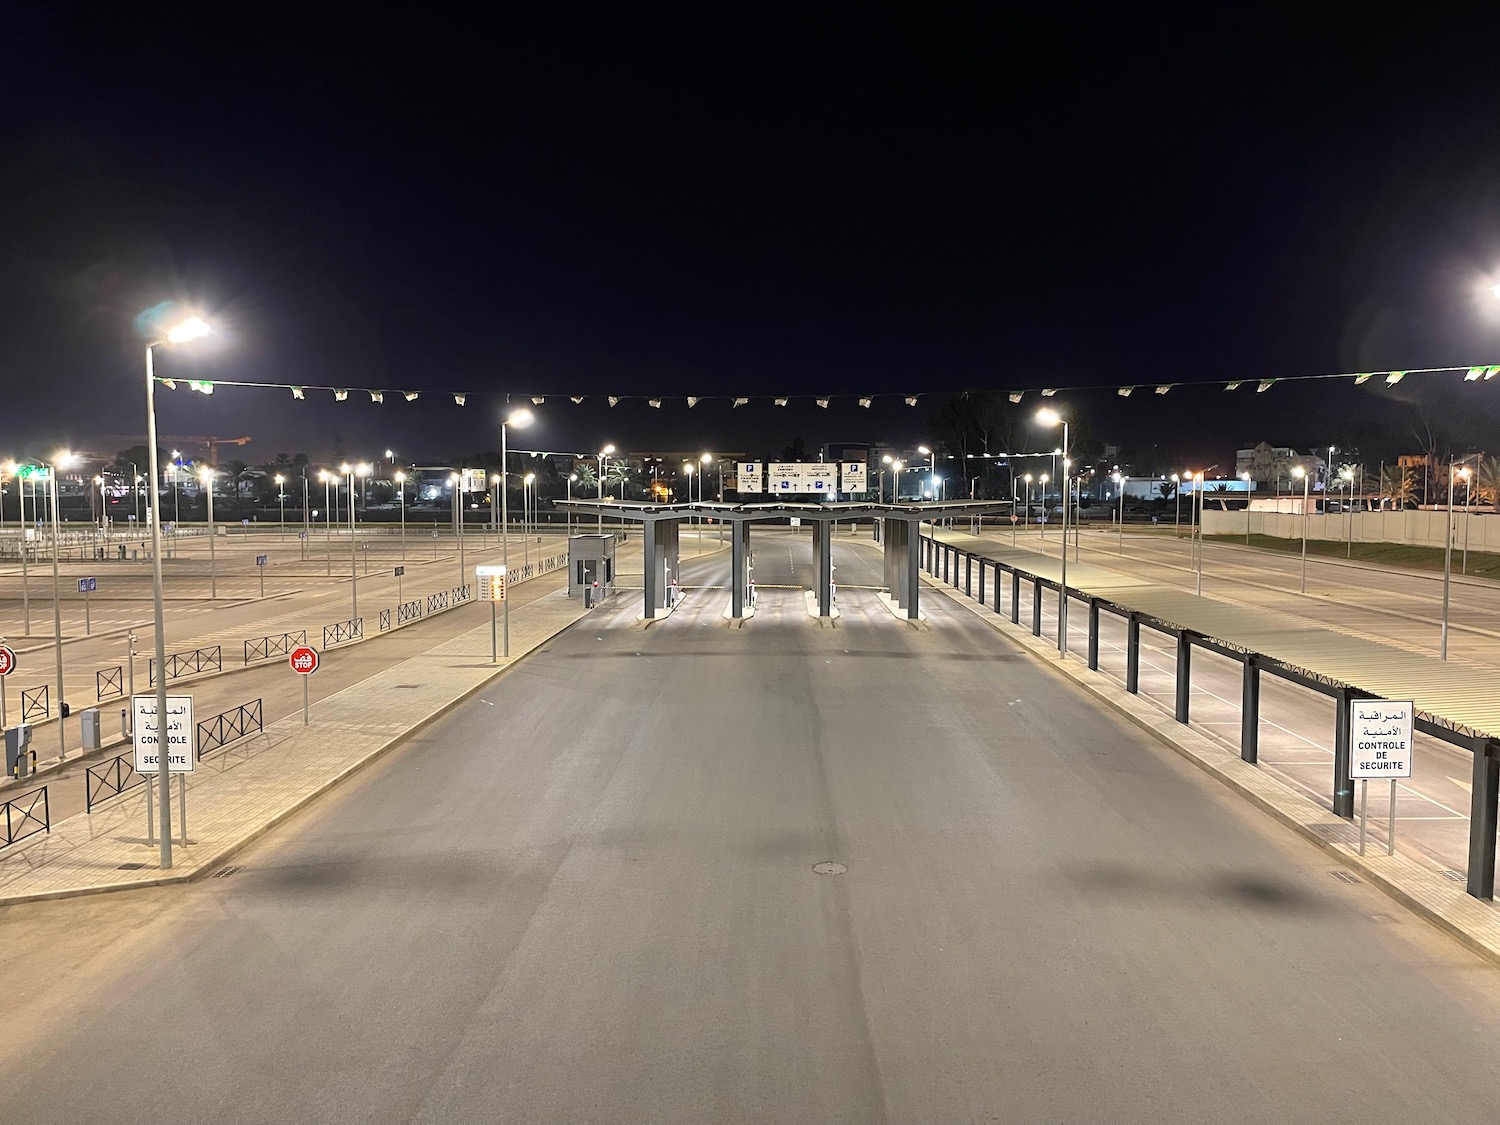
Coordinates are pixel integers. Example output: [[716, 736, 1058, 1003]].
[[0, 646, 15, 676], [288, 646, 319, 675]]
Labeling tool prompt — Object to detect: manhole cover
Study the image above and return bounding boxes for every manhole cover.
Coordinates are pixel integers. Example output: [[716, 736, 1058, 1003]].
[[812, 862, 848, 876], [1329, 870, 1360, 884], [117, 862, 146, 871], [212, 865, 243, 879]]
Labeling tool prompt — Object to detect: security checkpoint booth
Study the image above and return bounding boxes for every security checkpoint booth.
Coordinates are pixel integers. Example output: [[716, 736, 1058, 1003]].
[[566, 534, 617, 604]]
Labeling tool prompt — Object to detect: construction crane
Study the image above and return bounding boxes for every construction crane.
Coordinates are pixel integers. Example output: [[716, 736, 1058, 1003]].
[[160, 436, 252, 466]]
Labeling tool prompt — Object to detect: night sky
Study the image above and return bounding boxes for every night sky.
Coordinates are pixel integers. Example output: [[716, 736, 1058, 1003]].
[[5, 5, 1500, 470]]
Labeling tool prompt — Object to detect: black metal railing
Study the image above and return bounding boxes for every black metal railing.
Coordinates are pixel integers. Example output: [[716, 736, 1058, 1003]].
[[243, 630, 309, 665], [1, 785, 49, 849], [450, 584, 472, 604], [149, 645, 222, 685], [379, 608, 391, 632], [85, 753, 145, 813], [322, 618, 363, 647], [397, 599, 421, 625], [427, 591, 449, 614], [196, 698, 264, 759], [21, 685, 49, 721], [96, 666, 124, 701]]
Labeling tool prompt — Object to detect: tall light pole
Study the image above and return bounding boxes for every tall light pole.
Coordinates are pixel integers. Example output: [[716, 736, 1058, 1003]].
[[144, 315, 211, 868], [1035, 408, 1070, 656], [319, 470, 333, 577], [45, 451, 78, 763], [523, 472, 536, 571], [170, 454, 181, 527], [1339, 467, 1355, 558], [275, 474, 286, 540], [597, 443, 614, 534], [200, 467, 217, 598], [490, 474, 501, 537], [1441, 461, 1465, 660], [1241, 471, 1253, 545], [1171, 472, 1182, 539], [1113, 471, 1126, 553], [1195, 472, 1208, 594], [1460, 464, 1473, 575], [395, 470, 407, 560], [351, 463, 370, 618], [1292, 464, 1309, 594], [501, 408, 534, 656], [567, 472, 577, 535], [94, 475, 106, 537]]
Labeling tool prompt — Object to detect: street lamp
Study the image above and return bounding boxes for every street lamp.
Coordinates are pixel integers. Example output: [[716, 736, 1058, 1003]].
[[143, 314, 211, 868], [490, 474, 501, 536], [1440, 462, 1470, 660], [199, 467, 218, 598], [1339, 467, 1355, 558], [1291, 465, 1310, 594], [597, 443, 615, 534], [275, 474, 286, 540], [523, 471, 536, 571], [501, 407, 534, 656], [394, 470, 407, 559], [41, 451, 78, 765], [1112, 471, 1126, 553], [1035, 407, 1070, 656], [1241, 471, 1253, 545], [318, 470, 333, 577], [1171, 473, 1181, 539], [93, 475, 106, 536], [347, 463, 371, 620], [567, 472, 577, 535]]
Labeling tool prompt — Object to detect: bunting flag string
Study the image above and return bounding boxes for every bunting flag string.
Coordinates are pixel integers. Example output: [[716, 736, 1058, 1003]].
[[152, 363, 1500, 411]]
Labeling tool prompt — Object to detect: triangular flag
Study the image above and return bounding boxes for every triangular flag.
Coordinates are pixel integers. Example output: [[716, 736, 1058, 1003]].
[[1256, 380, 1275, 393], [454, 394, 466, 406], [648, 398, 661, 408], [608, 396, 619, 407], [815, 397, 829, 408], [686, 397, 699, 407], [369, 391, 383, 403], [1155, 385, 1172, 395], [1466, 367, 1485, 381], [1008, 392, 1023, 404], [1354, 373, 1374, 385], [1385, 371, 1406, 385], [774, 397, 788, 406], [1042, 388, 1058, 397], [1224, 382, 1242, 391], [1117, 387, 1133, 397], [571, 396, 584, 403], [404, 391, 418, 401], [291, 387, 305, 400], [1486, 367, 1500, 381], [858, 397, 872, 408], [532, 396, 545, 404], [160, 379, 177, 390], [334, 389, 349, 401], [733, 397, 748, 407], [905, 396, 918, 406]]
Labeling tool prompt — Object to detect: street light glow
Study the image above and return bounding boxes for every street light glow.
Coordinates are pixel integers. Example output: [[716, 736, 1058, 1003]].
[[166, 317, 210, 343], [55, 450, 77, 469], [1035, 407, 1062, 428], [1291, 465, 1306, 479], [356, 462, 372, 475], [506, 408, 534, 428], [600, 443, 615, 456], [524, 472, 535, 484], [917, 445, 931, 456]]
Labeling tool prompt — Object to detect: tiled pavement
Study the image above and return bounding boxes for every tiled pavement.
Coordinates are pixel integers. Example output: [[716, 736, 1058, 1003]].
[[0, 587, 589, 904], [913, 563, 1500, 968]]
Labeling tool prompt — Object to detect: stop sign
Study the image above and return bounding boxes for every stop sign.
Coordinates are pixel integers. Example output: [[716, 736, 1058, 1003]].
[[0, 645, 15, 676], [288, 646, 319, 675]]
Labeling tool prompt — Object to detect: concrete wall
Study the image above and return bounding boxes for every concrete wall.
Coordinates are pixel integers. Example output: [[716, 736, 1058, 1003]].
[[1202, 508, 1500, 552]]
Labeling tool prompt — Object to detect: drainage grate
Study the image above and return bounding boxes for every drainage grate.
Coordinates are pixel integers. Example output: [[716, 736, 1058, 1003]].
[[811, 861, 848, 876], [1329, 870, 1360, 885], [212, 865, 243, 879], [1441, 869, 1466, 884], [393, 684, 421, 690], [117, 862, 146, 871]]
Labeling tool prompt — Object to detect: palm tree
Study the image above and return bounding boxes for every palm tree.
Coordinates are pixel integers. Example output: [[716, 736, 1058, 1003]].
[[1157, 480, 1177, 503], [1474, 455, 1500, 514], [606, 461, 632, 501], [1379, 465, 1416, 509], [573, 463, 598, 497], [1208, 482, 1233, 510]]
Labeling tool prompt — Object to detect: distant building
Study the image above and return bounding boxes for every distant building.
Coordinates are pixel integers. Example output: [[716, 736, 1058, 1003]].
[[1235, 441, 1324, 489]]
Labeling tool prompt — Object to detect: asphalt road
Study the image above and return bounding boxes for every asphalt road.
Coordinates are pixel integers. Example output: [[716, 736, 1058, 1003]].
[[1, 528, 1499, 1123]]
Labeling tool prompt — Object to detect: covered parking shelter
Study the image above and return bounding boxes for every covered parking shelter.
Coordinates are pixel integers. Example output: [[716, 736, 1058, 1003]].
[[561, 498, 1007, 622]]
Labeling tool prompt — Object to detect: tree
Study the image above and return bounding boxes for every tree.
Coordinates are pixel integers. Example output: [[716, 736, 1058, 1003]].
[[1157, 480, 1177, 502], [1474, 455, 1500, 514], [1208, 482, 1233, 510], [223, 459, 249, 499], [605, 460, 632, 500], [574, 463, 599, 497], [1379, 465, 1416, 509]]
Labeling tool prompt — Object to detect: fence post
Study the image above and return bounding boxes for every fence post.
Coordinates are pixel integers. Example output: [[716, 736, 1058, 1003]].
[[1032, 578, 1043, 636], [1010, 570, 1020, 624], [1333, 689, 1354, 818], [1125, 614, 1140, 693], [1468, 741, 1499, 900], [1087, 600, 1100, 671], [977, 559, 986, 606], [1174, 633, 1192, 723]]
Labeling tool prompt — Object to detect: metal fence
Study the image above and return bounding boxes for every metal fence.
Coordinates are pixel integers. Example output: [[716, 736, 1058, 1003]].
[[378, 608, 391, 632], [243, 630, 308, 665], [450, 584, 472, 604], [397, 599, 421, 625], [85, 752, 145, 813], [1, 785, 49, 849], [426, 590, 449, 614], [149, 645, 222, 685], [21, 685, 49, 721], [322, 618, 363, 647], [196, 698, 264, 759], [96, 665, 124, 701]]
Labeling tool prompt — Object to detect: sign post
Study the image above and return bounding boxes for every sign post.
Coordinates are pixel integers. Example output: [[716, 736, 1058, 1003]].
[[476, 565, 506, 661], [0, 642, 15, 728], [132, 694, 194, 845], [256, 554, 268, 598], [289, 645, 319, 725], [1350, 699, 1414, 856], [78, 577, 96, 634]]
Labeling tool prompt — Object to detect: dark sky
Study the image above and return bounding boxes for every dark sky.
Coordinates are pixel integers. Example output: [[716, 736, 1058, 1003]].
[[5, 4, 1500, 469]]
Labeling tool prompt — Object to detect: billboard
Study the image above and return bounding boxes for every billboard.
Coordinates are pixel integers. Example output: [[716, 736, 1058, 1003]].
[[840, 462, 868, 494], [768, 463, 837, 495], [737, 462, 763, 494]]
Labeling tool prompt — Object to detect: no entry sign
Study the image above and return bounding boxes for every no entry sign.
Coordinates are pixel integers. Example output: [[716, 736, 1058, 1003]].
[[289, 646, 320, 675]]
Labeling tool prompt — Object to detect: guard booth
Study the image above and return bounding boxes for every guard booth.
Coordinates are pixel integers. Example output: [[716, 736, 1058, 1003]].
[[567, 534, 617, 602]]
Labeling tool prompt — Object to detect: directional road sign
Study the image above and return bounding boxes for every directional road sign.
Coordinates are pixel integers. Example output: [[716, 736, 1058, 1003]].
[[289, 646, 320, 675], [394, 566, 405, 577], [255, 554, 268, 567], [77, 577, 96, 593]]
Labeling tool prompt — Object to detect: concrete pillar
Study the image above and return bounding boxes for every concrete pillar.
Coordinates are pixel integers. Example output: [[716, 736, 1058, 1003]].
[[1032, 578, 1043, 636], [1175, 633, 1192, 723], [731, 520, 747, 618], [1126, 614, 1140, 693], [1468, 742, 1498, 900], [1010, 570, 1020, 624], [1333, 690, 1354, 818], [1087, 600, 1099, 670], [816, 519, 833, 616], [905, 519, 921, 619], [1240, 658, 1259, 764]]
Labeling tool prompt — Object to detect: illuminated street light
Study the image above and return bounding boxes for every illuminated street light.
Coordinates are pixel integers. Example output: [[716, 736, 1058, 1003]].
[[1441, 462, 1472, 660], [394, 470, 407, 559], [275, 473, 286, 540], [500, 408, 535, 655], [1035, 409, 1070, 656], [1291, 465, 1310, 594], [597, 443, 616, 534]]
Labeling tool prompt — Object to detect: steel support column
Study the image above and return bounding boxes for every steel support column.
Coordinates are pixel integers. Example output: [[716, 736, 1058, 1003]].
[[1174, 633, 1192, 723], [730, 520, 748, 618], [905, 519, 921, 619], [816, 519, 833, 616], [977, 559, 985, 606], [1010, 570, 1020, 624], [1126, 614, 1140, 693], [642, 520, 659, 620], [964, 553, 972, 596], [1032, 578, 1043, 636], [1468, 742, 1499, 900], [1333, 689, 1355, 818], [1240, 657, 1259, 764]]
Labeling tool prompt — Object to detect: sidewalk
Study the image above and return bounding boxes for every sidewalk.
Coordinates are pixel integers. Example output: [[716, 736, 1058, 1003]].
[[0, 585, 590, 904]]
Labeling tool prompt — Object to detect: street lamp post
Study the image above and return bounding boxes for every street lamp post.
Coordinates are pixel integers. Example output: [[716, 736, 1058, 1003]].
[[567, 473, 576, 535], [144, 315, 211, 868], [1171, 473, 1182, 539], [1113, 472, 1126, 553], [523, 472, 536, 571], [597, 444, 614, 534], [1035, 408, 1070, 656], [319, 471, 333, 577], [200, 467, 217, 599], [395, 471, 407, 560], [275, 474, 286, 541], [1292, 465, 1310, 594], [1441, 461, 1464, 660], [45, 452, 77, 763], [1340, 467, 1355, 558], [1460, 465, 1473, 576], [501, 409, 534, 656], [1241, 471, 1253, 545]]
